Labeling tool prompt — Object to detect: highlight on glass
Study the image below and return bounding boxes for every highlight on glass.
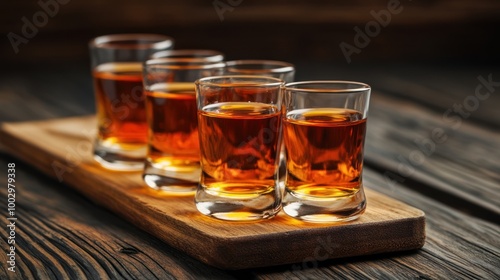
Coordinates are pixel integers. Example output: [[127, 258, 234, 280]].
[[225, 60, 295, 83], [150, 49, 224, 63], [282, 81, 371, 222], [90, 34, 174, 171]]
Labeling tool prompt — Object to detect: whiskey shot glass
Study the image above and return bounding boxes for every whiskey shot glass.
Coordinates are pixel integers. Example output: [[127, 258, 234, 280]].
[[282, 81, 371, 222], [195, 76, 284, 221], [142, 58, 225, 193], [90, 34, 174, 171]]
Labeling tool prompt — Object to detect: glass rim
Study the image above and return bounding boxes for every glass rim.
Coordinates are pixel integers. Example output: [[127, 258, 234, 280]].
[[150, 49, 224, 62], [225, 60, 295, 74], [89, 34, 174, 50], [196, 75, 284, 87], [144, 59, 226, 70], [284, 81, 371, 93]]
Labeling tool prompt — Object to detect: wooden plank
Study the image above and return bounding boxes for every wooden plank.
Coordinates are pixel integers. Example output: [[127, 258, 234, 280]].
[[364, 94, 500, 217], [366, 66, 500, 129], [363, 169, 500, 278], [0, 116, 425, 270]]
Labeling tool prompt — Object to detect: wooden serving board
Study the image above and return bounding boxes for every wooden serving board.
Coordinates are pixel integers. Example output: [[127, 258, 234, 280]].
[[0, 116, 425, 270]]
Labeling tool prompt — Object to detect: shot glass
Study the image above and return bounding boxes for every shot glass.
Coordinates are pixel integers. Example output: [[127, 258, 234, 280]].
[[90, 34, 174, 171], [142, 58, 225, 193], [151, 49, 224, 63], [195, 76, 284, 221], [225, 60, 295, 178], [282, 81, 371, 222], [225, 60, 295, 83]]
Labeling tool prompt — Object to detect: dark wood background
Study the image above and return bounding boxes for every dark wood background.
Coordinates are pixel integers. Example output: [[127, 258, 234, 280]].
[[2, 0, 500, 66]]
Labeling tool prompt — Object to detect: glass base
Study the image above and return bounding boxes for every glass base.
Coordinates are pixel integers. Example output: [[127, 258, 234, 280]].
[[93, 139, 146, 171], [142, 159, 199, 194], [195, 184, 282, 221], [282, 186, 366, 223]]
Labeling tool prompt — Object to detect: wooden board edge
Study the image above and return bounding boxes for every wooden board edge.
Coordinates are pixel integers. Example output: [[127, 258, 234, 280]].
[[200, 214, 426, 270], [0, 122, 59, 178]]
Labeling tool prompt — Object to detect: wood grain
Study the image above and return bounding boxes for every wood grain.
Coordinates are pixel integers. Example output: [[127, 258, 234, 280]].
[[2, 157, 498, 279], [364, 94, 500, 216], [244, 168, 500, 279], [367, 69, 500, 129], [0, 156, 236, 280], [0, 116, 425, 270]]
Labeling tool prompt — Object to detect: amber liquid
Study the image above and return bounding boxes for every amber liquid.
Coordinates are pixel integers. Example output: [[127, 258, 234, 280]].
[[284, 108, 366, 198], [93, 63, 147, 150], [145, 83, 199, 171], [198, 102, 281, 198]]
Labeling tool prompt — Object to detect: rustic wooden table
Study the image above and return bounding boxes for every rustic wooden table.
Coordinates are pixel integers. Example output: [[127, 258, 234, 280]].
[[0, 62, 499, 279]]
